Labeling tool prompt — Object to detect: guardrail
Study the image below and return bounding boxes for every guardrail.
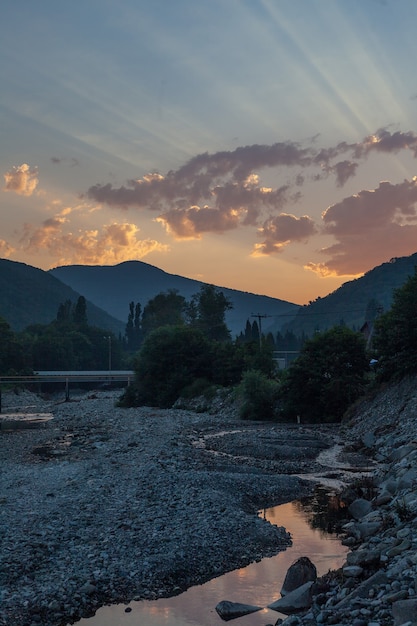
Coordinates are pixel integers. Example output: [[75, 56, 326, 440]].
[[0, 371, 135, 410]]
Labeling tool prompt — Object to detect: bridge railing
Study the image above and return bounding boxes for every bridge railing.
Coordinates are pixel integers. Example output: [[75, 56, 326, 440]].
[[0, 371, 135, 410]]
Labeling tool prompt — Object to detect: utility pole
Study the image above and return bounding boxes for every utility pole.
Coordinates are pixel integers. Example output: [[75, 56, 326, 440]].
[[251, 313, 270, 349]]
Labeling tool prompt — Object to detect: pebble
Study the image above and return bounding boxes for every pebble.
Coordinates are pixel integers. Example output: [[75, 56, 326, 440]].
[[0, 388, 315, 626], [3, 377, 417, 626]]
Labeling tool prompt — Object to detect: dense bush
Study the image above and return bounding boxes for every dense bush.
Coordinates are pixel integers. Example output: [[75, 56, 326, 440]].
[[280, 326, 368, 423], [237, 369, 280, 421], [121, 325, 212, 408], [372, 266, 417, 381]]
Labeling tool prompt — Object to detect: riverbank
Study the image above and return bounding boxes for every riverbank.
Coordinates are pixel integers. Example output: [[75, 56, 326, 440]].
[[289, 377, 417, 626], [1, 388, 341, 626]]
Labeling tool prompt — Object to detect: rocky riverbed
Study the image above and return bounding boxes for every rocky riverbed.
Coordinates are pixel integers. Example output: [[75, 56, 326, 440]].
[[0, 387, 341, 626], [2, 377, 417, 626]]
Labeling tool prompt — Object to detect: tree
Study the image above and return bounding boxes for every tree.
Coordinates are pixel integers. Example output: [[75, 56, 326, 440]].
[[123, 325, 212, 407], [125, 301, 143, 351], [280, 326, 368, 423], [0, 317, 27, 374], [141, 290, 186, 338], [372, 267, 417, 380], [73, 295, 88, 327], [238, 369, 280, 421], [56, 299, 73, 324], [189, 285, 232, 342]]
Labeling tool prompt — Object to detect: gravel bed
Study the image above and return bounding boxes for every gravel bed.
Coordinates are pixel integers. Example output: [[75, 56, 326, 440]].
[[0, 389, 338, 626]]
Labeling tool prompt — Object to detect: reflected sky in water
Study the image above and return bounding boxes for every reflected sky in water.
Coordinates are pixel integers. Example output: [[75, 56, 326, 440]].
[[76, 498, 348, 626]]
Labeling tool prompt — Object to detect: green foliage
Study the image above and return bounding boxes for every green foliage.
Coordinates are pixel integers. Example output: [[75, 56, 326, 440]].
[[20, 299, 125, 371], [125, 301, 143, 351], [0, 316, 28, 374], [238, 369, 280, 421], [73, 295, 88, 327], [189, 284, 232, 342], [141, 290, 187, 338], [128, 325, 212, 407], [280, 326, 368, 423], [373, 267, 417, 380]]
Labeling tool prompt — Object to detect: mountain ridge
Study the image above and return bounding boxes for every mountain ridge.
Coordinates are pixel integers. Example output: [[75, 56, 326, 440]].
[[0, 258, 126, 334], [49, 260, 301, 337]]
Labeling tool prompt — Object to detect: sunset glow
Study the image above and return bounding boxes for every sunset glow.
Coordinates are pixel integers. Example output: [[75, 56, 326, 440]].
[[1, 1, 417, 304]]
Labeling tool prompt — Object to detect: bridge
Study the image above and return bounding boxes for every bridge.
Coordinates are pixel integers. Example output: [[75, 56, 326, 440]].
[[0, 370, 134, 409]]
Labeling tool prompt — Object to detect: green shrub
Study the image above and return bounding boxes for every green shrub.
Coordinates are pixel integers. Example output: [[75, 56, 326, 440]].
[[238, 369, 280, 421]]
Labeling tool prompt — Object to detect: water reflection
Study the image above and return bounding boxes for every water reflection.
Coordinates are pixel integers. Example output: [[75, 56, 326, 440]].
[[77, 491, 348, 626]]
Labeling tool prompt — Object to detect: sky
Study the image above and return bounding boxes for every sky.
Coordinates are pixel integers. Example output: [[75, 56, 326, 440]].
[[1, 0, 417, 305]]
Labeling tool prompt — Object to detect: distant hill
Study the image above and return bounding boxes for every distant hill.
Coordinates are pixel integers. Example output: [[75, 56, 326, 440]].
[[0, 258, 125, 334], [279, 253, 417, 337], [49, 260, 301, 337]]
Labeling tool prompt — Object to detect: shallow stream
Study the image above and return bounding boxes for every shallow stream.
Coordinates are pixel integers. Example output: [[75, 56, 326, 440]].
[[77, 487, 348, 626]]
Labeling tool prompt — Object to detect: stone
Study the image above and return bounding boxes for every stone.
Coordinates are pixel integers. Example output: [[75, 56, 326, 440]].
[[215, 600, 263, 621], [343, 565, 363, 577], [356, 521, 382, 539], [349, 499, 373, 520], [334, 570, 388, 609], [268, 581, 314, 614], [281, 557, 317, 596], [346, 549, 380, 568]]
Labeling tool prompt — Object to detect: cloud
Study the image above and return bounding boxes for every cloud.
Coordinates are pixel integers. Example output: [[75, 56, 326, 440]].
[[51, 157, 79, 167], [0, 239, 15, 258], [21, 218, 169, 266], [322, 178, 417, 236], [331, 160, 358, 187], [3, 163, 39, 196], [85, 127, 417, 273], [307, 177, 417, 276], [253, 213, 318, 255], [354, 128, 417, 159]]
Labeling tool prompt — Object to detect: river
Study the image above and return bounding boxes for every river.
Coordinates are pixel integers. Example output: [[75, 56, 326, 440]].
[[76, 487, 348, 626]]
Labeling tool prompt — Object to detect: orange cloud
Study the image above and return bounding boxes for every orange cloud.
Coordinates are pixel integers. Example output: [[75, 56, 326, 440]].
[[309, 178, 417, 276], [253, 213, 318, 255], [21, 219, 168, 266], [86, 128, 417, 243], [3, 163, 39, 196], [0, 239, 15, 258]]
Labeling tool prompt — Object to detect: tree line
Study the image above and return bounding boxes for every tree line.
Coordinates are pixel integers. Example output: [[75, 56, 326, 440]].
[[2, 268, 417, 424]]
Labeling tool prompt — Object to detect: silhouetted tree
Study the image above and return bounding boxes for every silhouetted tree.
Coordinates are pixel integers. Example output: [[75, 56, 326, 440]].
[[373, 267, 417, 380], [189, 285, 232, 342], [280, 326, 368, 423]]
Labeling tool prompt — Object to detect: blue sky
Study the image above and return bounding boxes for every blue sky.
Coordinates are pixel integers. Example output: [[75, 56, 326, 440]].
[[1, 0, 417, 304]]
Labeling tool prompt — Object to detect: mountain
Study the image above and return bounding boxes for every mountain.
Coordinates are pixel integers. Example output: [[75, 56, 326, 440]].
[[280, 253, 417, 337], [0, 258, 125, 334], [49, 260, 301, 337]]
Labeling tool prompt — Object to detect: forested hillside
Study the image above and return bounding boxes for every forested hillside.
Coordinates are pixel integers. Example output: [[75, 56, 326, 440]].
[[279, 253, 417, 337], [0, 259, 125, 333]]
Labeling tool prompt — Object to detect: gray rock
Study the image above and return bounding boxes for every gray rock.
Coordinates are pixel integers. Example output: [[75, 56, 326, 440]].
[[268, 581, 314, 614], [343, 565, 363, 577], [334, 570, 389, 609], [281, 557, 317, 596], [346, 549, 380, 568], [215, 600, 263, 621], [348, 498, 373, 520]]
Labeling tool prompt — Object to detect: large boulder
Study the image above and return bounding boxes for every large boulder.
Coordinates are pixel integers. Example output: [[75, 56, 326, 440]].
[[268, 581, 314, 614], [215, 600, 262, 621], [281, 556, 317, 596]]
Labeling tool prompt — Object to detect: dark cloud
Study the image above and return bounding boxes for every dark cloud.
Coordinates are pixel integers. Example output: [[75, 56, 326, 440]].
[[254, 213, 318, 255], [86, 128, 417, 251], [354, 128, 417, 159], [322, 179, 417, 236], [305, 178, 417, 276], [51, 156, 80, 167]]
